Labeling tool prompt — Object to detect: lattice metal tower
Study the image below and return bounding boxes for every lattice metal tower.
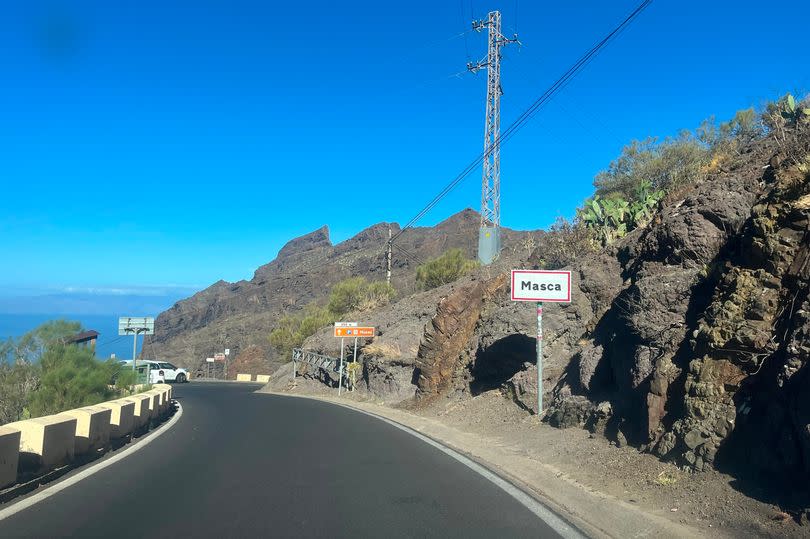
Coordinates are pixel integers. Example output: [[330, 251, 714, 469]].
[[468, 11, 518, 265]]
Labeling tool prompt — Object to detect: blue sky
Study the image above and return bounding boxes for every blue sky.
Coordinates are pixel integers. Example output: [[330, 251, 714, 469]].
[[0, 0, 807, 301]]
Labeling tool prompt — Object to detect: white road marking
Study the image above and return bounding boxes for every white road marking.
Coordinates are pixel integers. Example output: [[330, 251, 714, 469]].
[[0, 402, 183, 522]]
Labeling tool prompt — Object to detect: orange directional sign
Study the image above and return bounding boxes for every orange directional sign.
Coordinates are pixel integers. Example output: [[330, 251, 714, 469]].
[[334, 326, 375, 338]]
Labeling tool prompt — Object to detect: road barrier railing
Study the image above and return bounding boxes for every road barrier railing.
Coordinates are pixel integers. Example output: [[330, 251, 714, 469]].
[[291, 348, 350, 388], [0, 383, 174, 492], [292, 348, 339, 372]]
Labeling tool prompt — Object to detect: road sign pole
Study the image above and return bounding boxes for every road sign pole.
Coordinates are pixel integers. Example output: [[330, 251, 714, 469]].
[[352, 337, 358, 392], [510, 270, 571, 416], [537, 302, 543, 416], [338, 337, 345, 396], [132, 330, 139, 372]]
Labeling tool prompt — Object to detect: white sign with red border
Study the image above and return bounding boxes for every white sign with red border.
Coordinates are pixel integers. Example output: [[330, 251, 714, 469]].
[[511, 270, 572, 303]]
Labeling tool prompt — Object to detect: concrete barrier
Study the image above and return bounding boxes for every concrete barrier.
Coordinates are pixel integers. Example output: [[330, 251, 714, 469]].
[[6, 415, 77, 471], [97, 399, 135, 440], [145, 391, 161, 419], [0, 426, 21, 489], [236, 374, 252, 382], [255, 374, 271, 383], [155, 384, 171, 413], [61, 406, 112, 455], [154, 385, 169, 417], [126, 394, 153, 429]]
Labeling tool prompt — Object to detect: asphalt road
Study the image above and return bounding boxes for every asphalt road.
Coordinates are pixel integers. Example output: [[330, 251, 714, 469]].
[[0, 383, 572, 538]]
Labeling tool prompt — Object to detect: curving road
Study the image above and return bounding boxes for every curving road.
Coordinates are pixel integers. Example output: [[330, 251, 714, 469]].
[[0, 383, 576, 538]]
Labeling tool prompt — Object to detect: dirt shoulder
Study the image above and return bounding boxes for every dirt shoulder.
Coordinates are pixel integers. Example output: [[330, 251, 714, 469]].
[[259, 380, 801, 538]]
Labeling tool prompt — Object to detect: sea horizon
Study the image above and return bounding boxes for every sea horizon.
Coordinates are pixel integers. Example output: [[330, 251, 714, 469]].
[[0, 312, 144, 361]]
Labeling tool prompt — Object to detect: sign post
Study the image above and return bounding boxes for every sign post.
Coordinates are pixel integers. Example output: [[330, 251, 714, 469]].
[[334, 323, 355, 396], [351, 337, 359, 392], [334, 322, 375, 395], [338, 338, 345, 395], [536, 302, 543, 414], [214, 352, 226, 380], [118, 317, 155, 382], [510, 270, 572, 416]]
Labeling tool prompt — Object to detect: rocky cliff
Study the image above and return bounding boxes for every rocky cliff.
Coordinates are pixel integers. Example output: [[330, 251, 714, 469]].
[[146, 209, 538, 377], [284, 122, 810, 496]]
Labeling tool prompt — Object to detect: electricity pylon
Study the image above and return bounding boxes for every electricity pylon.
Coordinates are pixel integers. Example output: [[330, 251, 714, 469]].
[[468, 11, 518, 265]]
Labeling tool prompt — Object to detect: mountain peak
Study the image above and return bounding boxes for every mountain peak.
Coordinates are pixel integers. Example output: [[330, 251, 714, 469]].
[[276, 225, 331, 261]]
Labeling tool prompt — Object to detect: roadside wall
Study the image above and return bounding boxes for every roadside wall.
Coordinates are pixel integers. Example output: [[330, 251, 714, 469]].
[[0, 385, 174, 493]]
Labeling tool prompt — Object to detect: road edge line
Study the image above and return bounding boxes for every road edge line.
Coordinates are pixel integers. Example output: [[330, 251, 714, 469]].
[[262, 391, 585, 539], [0, 402, 184, 522]]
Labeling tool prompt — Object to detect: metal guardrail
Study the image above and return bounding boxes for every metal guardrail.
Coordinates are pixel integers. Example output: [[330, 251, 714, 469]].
[[291, 348, 355, 388], [291, 348, 340, 373]]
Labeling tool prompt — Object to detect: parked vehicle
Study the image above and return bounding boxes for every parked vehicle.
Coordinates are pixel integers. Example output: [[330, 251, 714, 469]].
[[119, 360, 189, 383]]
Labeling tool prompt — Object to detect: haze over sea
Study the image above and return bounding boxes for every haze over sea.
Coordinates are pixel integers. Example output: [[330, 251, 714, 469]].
[[0, 288, 196, 361]]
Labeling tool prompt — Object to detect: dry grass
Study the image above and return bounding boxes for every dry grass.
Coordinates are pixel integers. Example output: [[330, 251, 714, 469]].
[[654, 470, 680, 486], [362, 341, 401, 359]]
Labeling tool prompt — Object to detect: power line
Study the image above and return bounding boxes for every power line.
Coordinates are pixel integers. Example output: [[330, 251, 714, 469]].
[[390, 0, 653, 245], [390, 243, 427, 267], [147, 2, 653, 340]]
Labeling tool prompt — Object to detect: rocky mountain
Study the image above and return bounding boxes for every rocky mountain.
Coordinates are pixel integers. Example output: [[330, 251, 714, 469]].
[[145, 208, 539, 377], [281, 119, 810, 499], [153, 106, 810, 510]]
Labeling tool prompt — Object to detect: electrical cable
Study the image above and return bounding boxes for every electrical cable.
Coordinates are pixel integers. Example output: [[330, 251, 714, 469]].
[[390, 0, 653, 244], [131, 2, 655, 333]]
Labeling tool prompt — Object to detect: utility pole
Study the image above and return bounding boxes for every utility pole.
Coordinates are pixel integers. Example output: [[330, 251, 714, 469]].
[[118, 317, 155, 384], [386, 226, 392, 285], [468, 11, 518, 265]]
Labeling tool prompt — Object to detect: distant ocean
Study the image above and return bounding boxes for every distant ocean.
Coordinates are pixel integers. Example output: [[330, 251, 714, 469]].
[[0, 313, 141, 360]]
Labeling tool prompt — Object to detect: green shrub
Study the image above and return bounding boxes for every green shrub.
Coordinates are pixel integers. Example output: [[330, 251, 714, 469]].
[[269, 315, 305, 357], [269, 305, 336, 359], [415, 248, 478, 289], [360, 280, 396, 311], [113, 367, 139, 394], [0, 361, 40, 424], [270, 278, 396, 358], [27, 344, 117, 417], [593, 135, 710, 199], [327, 277, 367, 315], [299, 305, 336, 336], [0, 319, 90, 423], [327, 277, 396, 316], [2, 319, 81, 365]]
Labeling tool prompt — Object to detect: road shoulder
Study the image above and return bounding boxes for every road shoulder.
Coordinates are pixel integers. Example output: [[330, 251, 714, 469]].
[[257, 389, 707, 539]]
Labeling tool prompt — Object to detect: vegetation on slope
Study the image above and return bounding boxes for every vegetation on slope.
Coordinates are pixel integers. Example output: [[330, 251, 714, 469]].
[[0, 320, 136, 424], [533, 93, 809, 268], [415, 248, 478, 290], [269, 277, 396, 359]]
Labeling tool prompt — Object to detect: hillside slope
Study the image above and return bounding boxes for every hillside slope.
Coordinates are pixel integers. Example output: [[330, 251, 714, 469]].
[[279, 119, 810, 499], [146, 209, 538, 376]]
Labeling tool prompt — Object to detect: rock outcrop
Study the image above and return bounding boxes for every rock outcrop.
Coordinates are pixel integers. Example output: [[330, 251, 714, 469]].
[[147, 209, 538, 378], [546, 126, 810, 484]]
